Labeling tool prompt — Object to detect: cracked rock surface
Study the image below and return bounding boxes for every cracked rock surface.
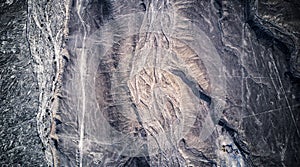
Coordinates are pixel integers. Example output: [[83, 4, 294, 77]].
[[1, 0, 300, 166]]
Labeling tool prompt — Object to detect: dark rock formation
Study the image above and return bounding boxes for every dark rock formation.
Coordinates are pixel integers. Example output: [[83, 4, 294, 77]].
[[0, 0, 47, 166], [1, 0, 299, 166]]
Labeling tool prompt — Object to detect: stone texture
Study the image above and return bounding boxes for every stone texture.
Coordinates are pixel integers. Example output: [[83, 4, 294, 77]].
[[1, 0, 300, 166], [0, 0, 47, 166]]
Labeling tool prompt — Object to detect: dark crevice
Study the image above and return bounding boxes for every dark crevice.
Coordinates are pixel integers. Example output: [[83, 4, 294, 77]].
[[218, 119, 254, 166], [170, 69, 211, 105]]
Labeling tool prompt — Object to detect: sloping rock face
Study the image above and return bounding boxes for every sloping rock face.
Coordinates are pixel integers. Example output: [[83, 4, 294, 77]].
[[1, 0, 299, 167]]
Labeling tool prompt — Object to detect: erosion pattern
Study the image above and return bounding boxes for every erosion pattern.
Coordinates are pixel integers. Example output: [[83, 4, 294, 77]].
[[1, 0, 300, 167]]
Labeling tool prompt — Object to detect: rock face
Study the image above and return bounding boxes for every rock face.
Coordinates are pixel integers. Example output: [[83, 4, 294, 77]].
[[1, 0, 300, 167], [0, 1, 47, 166]]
